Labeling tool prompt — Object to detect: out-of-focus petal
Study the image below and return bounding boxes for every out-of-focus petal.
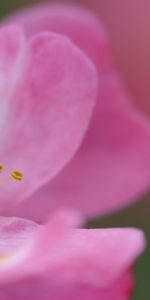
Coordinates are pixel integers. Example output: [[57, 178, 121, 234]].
[[3, 3, 110, 70], [5, 4, 150, 220], [79, 0, 150, 115], [0, 25, 97, 211], [0, 272, 134, 300], [0, 210, 145, 299], [0, 273, 133, 300]]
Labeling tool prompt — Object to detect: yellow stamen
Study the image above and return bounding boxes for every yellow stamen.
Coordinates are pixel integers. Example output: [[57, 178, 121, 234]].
[[0, 164, 3, 172], [10, 170, 23, 181]]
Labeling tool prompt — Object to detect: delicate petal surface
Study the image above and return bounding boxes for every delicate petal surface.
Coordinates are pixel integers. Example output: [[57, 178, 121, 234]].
[[0, 210, 145, 299], [5, 4, 150, 220], [0, 25, 25, 144], [0, 25, 97, 211]]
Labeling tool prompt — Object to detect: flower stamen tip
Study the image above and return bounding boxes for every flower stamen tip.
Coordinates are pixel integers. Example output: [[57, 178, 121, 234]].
[[10, 170, 23, 181]]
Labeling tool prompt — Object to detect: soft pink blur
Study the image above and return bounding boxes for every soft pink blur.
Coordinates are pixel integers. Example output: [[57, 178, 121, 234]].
[[0, 210, 145, 299], [76, 0, 150, 116]]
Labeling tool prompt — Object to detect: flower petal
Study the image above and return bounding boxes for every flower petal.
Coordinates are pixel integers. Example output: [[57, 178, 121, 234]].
[[0, 25, 25, 143], [0, 216, 37, 256], [0, 25, 97, 211], [4, 3, 150, 220], [0, 272, 133, 300], [0, 210, 145, 299]]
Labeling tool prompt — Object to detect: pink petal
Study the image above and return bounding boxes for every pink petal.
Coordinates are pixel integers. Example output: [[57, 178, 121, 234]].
[[0, 211, 145, 300], [0, 216, 37, 256], [0, 210, 145, 299], [3, 3, 110, 70], [5, 3, 150, 220], [0, 25, 97, 212], [0, 25, 25, 142], [0, 273, 133, 300]]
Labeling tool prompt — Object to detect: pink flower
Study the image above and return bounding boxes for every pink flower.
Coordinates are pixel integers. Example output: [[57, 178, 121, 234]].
[[0, 210, 145, 299], [0, 6, 146, 299], [3, 3, 150, 221]]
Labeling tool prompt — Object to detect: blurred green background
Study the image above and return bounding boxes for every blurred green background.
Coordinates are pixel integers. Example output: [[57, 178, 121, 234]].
[[1, 1, 150, 299]]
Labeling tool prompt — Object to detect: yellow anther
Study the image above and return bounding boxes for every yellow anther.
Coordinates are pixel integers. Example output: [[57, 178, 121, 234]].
[[10, 170, 23, 181], [0, 164, 3, 172]]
